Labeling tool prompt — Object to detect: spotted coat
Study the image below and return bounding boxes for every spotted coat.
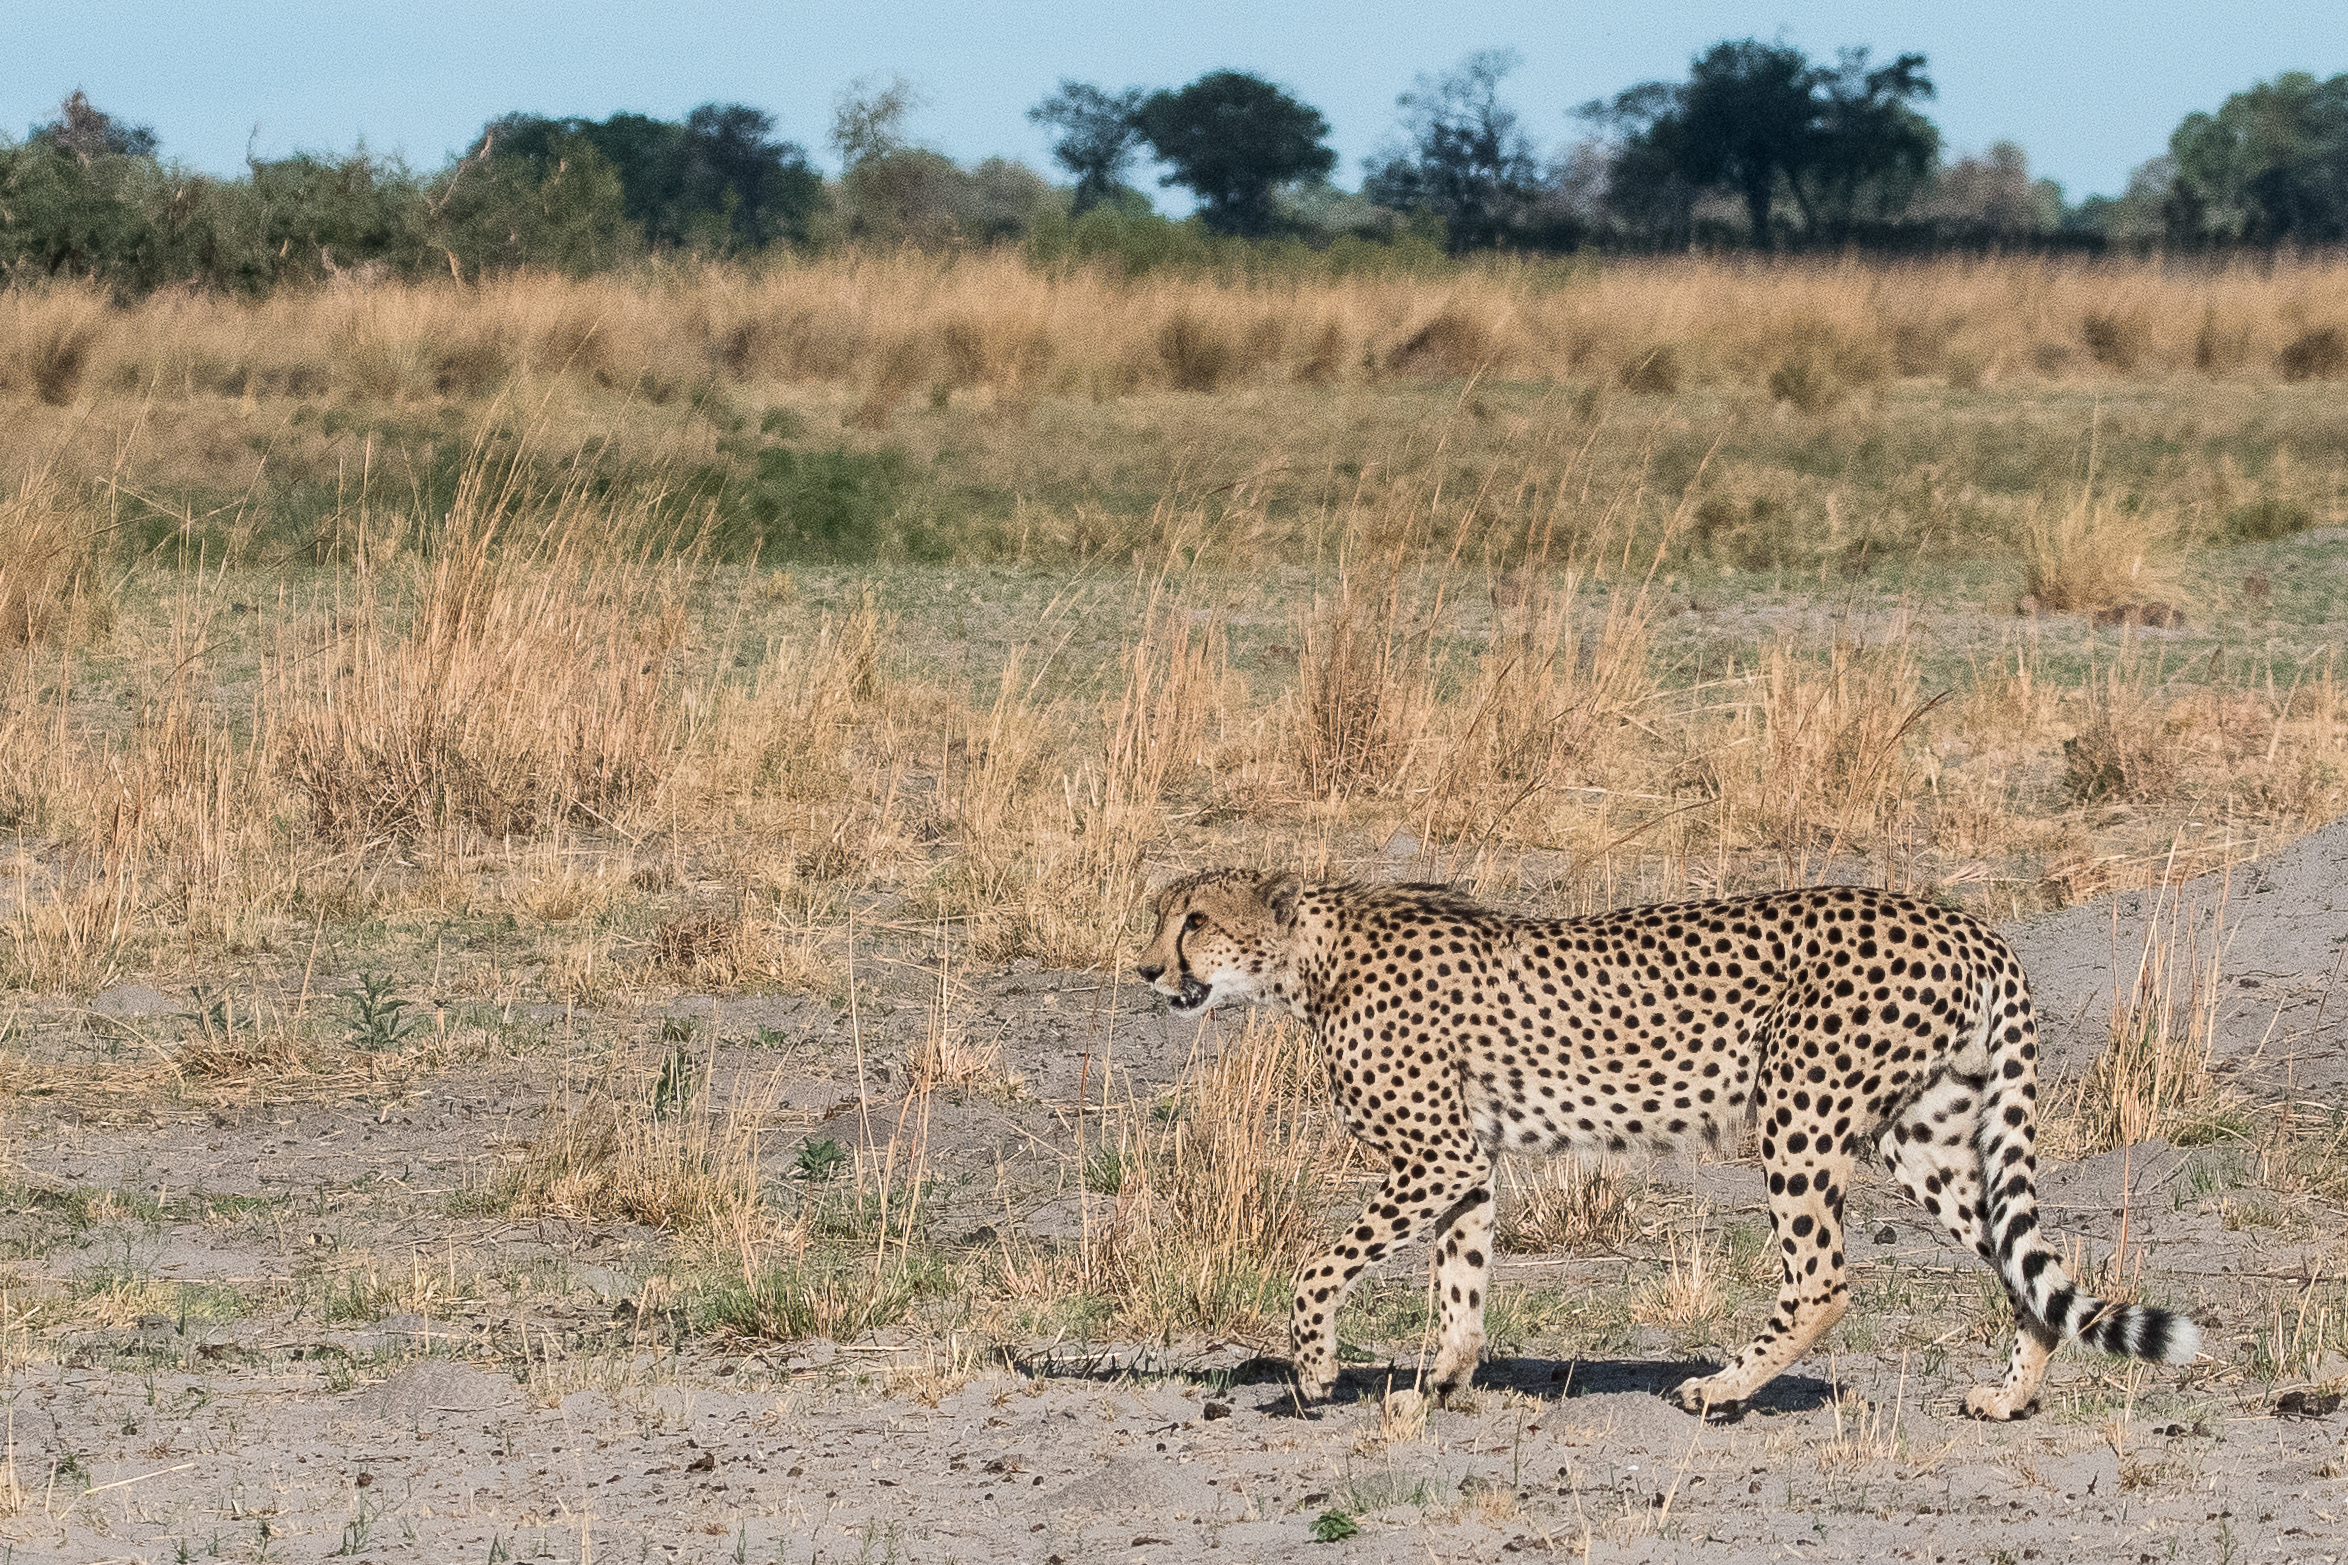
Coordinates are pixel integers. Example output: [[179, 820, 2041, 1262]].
[[1136, 871, 2201, 1418]]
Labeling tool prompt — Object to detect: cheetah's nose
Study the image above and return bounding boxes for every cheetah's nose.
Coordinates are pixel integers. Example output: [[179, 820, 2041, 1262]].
[[1136, 962, 1165, 983]]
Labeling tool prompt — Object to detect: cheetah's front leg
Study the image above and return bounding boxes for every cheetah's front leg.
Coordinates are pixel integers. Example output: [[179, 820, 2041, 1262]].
[[1289, 1145, 1494, 1403], [1670, 1133, 1858, 1419]]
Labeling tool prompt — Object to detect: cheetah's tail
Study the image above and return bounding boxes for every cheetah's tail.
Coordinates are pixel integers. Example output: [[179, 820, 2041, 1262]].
[[1971, 966, 2202, 1367]]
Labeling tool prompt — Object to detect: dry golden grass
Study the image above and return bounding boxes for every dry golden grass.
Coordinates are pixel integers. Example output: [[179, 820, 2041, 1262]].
[[2058, 860, 2238, 1153], [0, 256, 2336, 1074], [1696, 634, 1932, 886], [0, 283, 110, 407], [277, 451, 692, 844], [1497, 1158, 1641, 1255], [1088, 1011, 1354, 1338], [4, 255, 2344, 422], [904, 952, 1007, 1094], [0, 465, 101, 649], [2021, 490, 2184, 614], [489, 1047, 774, 1249], [1629, 1218, 1734, 1338], [1293, 561, 1440, 799]]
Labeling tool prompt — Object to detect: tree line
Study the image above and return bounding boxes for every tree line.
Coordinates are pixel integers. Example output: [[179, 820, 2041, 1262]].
[[5, 46, 2344, 295]]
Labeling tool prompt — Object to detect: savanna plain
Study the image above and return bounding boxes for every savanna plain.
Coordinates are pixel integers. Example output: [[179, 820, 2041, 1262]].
[[3, 253, 2348, 1562]]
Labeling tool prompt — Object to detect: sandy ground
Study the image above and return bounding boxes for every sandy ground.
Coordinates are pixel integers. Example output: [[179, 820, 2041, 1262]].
[[3, 830, 2346, 1563]]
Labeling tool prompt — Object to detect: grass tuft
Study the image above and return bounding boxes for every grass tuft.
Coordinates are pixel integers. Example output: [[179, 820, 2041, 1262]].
[[279, 441, 691, 844], [1090, 1012, 1350, 1338]]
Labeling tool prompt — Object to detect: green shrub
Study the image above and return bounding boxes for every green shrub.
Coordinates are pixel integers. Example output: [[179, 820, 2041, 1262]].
[[2279, 326, 2345, 382], [2225, 497, 2317, 541], [715, 443, 911, 562]]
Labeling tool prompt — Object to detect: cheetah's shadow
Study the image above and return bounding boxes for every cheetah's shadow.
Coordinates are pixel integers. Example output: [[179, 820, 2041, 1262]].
[[1259, 1357, 1836, 1418]]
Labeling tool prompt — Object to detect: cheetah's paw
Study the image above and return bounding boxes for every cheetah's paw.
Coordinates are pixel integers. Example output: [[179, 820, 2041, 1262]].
[[1963, 1384, 2038, 1421], [1668, 1377, 1748, 1422]]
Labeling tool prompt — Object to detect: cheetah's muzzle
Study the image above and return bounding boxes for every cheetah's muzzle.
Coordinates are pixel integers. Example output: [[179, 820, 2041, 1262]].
[[1166, 975, 1211, 1013]]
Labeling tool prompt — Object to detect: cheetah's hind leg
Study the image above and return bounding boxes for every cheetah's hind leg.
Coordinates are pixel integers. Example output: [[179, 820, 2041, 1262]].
[[1426, 1163, 1499, 1404], [1880, 1071, 2055, 1420], [1668, 1046, 1860, 1418], [1878, 1071, 1995, 1265]]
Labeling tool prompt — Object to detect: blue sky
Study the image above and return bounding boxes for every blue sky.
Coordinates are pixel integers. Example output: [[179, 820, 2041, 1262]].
[[10, 1, 2341, 203]]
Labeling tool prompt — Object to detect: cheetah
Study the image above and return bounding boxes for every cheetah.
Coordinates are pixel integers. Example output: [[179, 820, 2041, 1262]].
[[1136, 870, 2201, 1419]]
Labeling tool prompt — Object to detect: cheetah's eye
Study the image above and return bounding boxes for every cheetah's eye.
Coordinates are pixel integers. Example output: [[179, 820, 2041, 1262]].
[[1184, 911, 1206, 932]]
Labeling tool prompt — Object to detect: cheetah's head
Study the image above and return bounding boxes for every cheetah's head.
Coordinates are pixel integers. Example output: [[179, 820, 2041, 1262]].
[[1136, 869, 1303, 1017]]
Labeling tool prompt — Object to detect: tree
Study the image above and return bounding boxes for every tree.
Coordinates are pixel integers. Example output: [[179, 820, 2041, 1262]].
[[0, 92, 161, 283], [1799, 50, 1939, 236], [832, 149, 1050, 246], [1134, 71, 1335, 236], [1587, 40, 1936, 249], [248, 152, 430, 283], [1919, 141, 2062, 238], [486, 104, 819, 251], [1028, 81, 1147, 214], [831, 76, 922, 171], [435, 131, 634, 277], [2165, 72, 2348, 245], [2068, 157, 2172, 250], [678, 103, 822, 247], [33, 89, 158, 163], [1362, 49, 1542, 251]]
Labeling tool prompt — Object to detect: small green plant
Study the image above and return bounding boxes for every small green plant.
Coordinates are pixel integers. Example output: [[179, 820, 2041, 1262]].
[[344, 973, 425, 1051], [793, 1138, 848, 1181], [652, 1040, 700, 1122], [1309, 1509, 1360, 1543], [712, 442, 915, 563], [331, 1494, 377, 1555], [178, 988, 231, 1043], [2225, 497, 2315, 542], [749, 1026, 791, 1049], [697, 1250, 949, 1342], [486, 1534, 511, 1564], [1083, 1145, 1126, 1194]]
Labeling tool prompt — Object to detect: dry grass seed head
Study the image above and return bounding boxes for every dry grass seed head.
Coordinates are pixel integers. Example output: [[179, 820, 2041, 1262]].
[[1629, 1211, 1735, 1338], [1498, 1158, 1642, 1255], [0, 466, 103, 648], [2021, 492, 2182, 615], [2061, 664, 2187, 807]]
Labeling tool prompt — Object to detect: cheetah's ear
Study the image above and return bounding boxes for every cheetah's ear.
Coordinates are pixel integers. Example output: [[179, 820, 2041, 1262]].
[[1260, 871, 1301, 929]]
